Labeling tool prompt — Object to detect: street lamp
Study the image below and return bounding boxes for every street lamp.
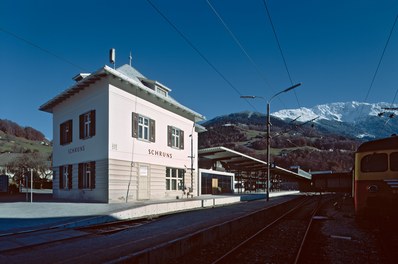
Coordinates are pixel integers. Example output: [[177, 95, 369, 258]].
[[241, 82, 301, 201]]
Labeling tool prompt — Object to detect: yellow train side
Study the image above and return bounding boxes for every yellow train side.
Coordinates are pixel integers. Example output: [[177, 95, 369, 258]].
[[354, 136, 398, 217]]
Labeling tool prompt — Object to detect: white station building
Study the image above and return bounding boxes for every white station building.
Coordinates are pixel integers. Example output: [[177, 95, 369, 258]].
[[40, 64, 205, 203]]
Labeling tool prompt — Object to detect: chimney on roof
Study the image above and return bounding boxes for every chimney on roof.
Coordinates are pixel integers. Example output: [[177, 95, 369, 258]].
[[110, 48, 116, 69], [72, 73, 90, 82]]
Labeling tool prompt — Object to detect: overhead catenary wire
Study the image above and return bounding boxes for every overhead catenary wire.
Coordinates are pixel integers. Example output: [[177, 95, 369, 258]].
[[206, 0, 273, 90], [145, 0, 258, 112], [359, 14, 398, 116], [0, 27, 88, 72], [261, 0, 302, 109]]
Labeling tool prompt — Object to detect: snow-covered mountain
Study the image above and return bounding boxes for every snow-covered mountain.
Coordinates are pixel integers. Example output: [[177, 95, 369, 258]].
[[272, 101, 393, 122], [272, 101, 398, 139]]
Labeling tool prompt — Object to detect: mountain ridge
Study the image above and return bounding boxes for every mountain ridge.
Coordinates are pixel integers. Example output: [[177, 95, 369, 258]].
[[272, 101, 397, 123], [204, 101, 398, 140]]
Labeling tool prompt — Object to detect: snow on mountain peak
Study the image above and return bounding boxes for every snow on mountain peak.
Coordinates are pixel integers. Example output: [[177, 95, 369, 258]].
[[272, 101, 396, 123]]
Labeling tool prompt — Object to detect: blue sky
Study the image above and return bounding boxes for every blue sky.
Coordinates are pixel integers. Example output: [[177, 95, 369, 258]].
[[1, 0, 398, 140]]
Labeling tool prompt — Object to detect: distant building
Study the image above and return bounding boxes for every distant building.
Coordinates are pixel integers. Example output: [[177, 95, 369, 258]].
[[40, 64, 205, 203], [0, 152, 52, 187]]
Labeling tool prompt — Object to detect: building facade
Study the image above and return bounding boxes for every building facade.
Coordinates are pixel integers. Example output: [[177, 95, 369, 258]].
[[40, 64, 205, 202]]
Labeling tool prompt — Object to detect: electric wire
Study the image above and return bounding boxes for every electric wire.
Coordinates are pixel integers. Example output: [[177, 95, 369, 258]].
[[262, 0, 301, 109], [145, 0, 258, 112], [206, 0, 273, 90], [0, 27, 88, 72], [359, 14, 398, 115]]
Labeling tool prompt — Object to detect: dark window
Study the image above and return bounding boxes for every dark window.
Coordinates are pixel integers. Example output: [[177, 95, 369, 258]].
[[132, 113, 155, 142], [201, 173, 233, 194], [361, 153, 388, 172], [391, 152, 398, 171], [167, 126, 184, 149], [79, 110, 96, 139], [60, 120, 72, 145], [78, 161, 96, 189]]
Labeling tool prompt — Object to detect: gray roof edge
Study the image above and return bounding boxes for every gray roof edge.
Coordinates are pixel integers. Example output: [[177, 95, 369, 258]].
[[104, 66, 205, 121], [39, 65, 206, 122], [39, 66, 107, 112]]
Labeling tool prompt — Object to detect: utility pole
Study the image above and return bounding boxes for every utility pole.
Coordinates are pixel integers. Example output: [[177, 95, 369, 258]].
[[241, 83, 302, 201], [30, 169, 33, 203]]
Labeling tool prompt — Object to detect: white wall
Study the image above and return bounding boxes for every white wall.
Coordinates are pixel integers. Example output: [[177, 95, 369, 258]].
[[51, 78, 109, 202], [52, 78, 109, 167], [51, 74, 200, 202], [108, 84, 198, 172]]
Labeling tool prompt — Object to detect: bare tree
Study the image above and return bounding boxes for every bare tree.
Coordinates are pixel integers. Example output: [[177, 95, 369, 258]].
[[6, 153, 51, 188]]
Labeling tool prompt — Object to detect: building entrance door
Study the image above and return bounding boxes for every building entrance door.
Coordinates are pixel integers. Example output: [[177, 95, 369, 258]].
[[138, 165, 150, 200]]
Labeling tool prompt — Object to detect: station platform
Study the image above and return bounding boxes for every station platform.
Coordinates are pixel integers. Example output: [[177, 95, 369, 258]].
[[0, 190, 299, 235]]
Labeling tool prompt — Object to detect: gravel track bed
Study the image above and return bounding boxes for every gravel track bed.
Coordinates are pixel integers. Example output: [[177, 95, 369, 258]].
[[168, 195, 318, 264], [169, 194, 398, 263]]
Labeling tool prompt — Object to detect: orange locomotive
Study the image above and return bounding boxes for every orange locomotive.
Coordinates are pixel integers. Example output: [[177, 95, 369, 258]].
[[354, 136, 398, 217]]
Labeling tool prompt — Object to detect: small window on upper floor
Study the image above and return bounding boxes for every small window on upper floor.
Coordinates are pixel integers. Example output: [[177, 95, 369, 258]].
[[167, 126, 184, 149], [156, 87, 167, 97], [60, 120, 73, 145], [132, 112, 155, 142], [79, 110, 96, 139]]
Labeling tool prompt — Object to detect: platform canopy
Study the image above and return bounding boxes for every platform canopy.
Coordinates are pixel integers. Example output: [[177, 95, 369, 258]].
[[198, 146, 311, 180]]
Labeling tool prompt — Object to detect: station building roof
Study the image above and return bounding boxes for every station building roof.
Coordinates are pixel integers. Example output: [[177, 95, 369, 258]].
[[39, 64, 205, 123], [198, 146, 311, 180]]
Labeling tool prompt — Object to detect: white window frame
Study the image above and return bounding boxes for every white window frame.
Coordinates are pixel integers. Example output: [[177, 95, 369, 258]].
[[171, 128, 180, 148], [166, 167, 184, 191], [83, 112, 91, 138], [63, 166, 69, 190], [138, 116, 150, 141], [83, 163, 91, 189]]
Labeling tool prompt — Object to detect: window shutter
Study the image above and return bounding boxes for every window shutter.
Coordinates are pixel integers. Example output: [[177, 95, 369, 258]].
[[90, 110, 96, 137], [180, 130, 184, 149], [132, 113, 139, 138], [79, 114, 84, 139], [90, 161, 96, 189], [68, 165, 73, 190], [167, 126, 172, 147], [60, 123, 63, 145], [68, 120, 73, 143], [59, 166, 64, 189], [149, 119, 155, 142], [78, 163, 83, 189]]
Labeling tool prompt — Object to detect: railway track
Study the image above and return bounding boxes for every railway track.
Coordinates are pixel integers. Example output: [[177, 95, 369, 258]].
[[167, 195, 326, 264], [0, 218, 154, 254], [210, 196, 321, 263], [1, 195, 321, 263]]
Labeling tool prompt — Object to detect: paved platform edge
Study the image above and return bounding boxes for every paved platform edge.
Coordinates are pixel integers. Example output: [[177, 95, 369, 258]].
[[1, 191, 301, 233], [59, 196, 241, 229]]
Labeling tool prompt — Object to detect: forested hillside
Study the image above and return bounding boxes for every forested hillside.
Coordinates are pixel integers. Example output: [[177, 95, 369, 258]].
[[0, 120, 51, 155], [199, 112, 361, 172], [0, 119, 46, 141]]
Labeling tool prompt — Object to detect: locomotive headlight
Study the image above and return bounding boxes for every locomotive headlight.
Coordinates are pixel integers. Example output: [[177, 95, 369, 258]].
[[367, 185, 379, 193]]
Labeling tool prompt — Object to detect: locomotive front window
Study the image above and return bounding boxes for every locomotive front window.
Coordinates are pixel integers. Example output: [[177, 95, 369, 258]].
[[391, 152, 398, 171], [361, 153, 388, 172]]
